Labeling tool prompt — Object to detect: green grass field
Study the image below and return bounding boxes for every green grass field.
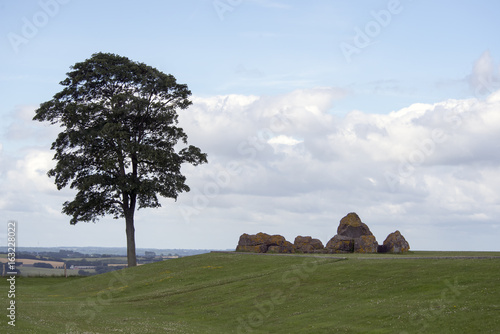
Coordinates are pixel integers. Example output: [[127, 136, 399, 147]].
[[1, 251, 499, 333]]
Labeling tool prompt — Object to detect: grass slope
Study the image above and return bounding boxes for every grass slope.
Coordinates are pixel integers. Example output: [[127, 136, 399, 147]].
[[1, 252, 499, 333]]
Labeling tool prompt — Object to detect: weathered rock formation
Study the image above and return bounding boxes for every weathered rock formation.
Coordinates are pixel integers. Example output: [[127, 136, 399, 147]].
[[382, 230, 410, 253], [336, 212, 373, 238], [325, 235, 353, 253], [236, 232, 269, 253], [236, 232, 294, 253], [354, 235, 378, 253], [294, 236, 324, 253], [235, 213, 410, 255], [326, 213, 378, 253]]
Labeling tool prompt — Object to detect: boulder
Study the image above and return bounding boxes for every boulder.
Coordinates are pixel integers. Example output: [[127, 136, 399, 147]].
[[337, 212, 374, 238], [325, 235, 354, 253], [237, 232, 270, 246], [267, 241, 294, 254], [236, 233, 270, 253], [236, 232, 294, 253], [294, 236, 324, 253], [383, 230, 410, 253], [235, 245, 267, 253], [268, 234, 286, 246], [267, 235, 295, 253], [282, 241, 295, 253], [325, 213, 378, 253], [354, 235, 378, 253]]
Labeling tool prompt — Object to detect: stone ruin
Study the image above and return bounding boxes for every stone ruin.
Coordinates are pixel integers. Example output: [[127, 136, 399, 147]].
[[294, 236, 325, 253], [236, 232, 295, 254], [235, 212, 410, 254], [325, 212, 378, 253], [379, 230, 410, 253]]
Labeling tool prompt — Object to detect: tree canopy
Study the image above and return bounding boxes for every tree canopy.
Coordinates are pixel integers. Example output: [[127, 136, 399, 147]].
[[34, 52, 207, 266]]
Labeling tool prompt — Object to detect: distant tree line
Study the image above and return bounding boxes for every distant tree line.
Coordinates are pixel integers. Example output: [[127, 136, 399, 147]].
[[78, 266, 124, 276], [33, 262, 54, 269]]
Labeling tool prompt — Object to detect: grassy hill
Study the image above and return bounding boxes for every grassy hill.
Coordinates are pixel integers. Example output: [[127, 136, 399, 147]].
[[2, 251, 499, 333]]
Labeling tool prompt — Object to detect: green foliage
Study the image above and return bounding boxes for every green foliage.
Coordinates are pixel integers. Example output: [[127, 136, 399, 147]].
[[78, 269, 91, 276], [33, 52, 207, 224], [33, 262, 54, 269]]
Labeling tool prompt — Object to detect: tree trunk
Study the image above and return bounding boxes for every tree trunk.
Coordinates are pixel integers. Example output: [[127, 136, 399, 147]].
[[125, 210, 137, 267]]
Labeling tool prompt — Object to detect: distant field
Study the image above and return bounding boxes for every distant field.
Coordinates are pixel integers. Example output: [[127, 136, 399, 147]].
[[0, 254, 127, 263], [1, 251, 499, 333], [0, 258, 65, 268], [0, 254, 139, 276]]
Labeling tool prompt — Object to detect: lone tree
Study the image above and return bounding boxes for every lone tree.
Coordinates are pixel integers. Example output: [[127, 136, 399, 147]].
[[34, 53, 207, 267]]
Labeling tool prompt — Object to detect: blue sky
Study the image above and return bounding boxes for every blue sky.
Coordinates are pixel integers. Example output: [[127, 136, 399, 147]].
[[1, 1, 500, 250]]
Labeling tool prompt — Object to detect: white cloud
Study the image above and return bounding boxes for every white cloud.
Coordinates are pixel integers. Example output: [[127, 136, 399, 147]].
[[267, 135, 302, 146], [2, 87, 500, 251], [7, 150, 55, 193], [176, 88, 500, 250], [468, 51, 500, 96]]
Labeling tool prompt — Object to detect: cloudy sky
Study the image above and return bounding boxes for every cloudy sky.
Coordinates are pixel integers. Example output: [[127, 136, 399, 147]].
[[1, 0, 500, 251]]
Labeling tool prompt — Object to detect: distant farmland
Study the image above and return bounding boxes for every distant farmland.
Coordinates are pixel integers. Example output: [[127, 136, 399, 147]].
[[0, 257, 65, 268]]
